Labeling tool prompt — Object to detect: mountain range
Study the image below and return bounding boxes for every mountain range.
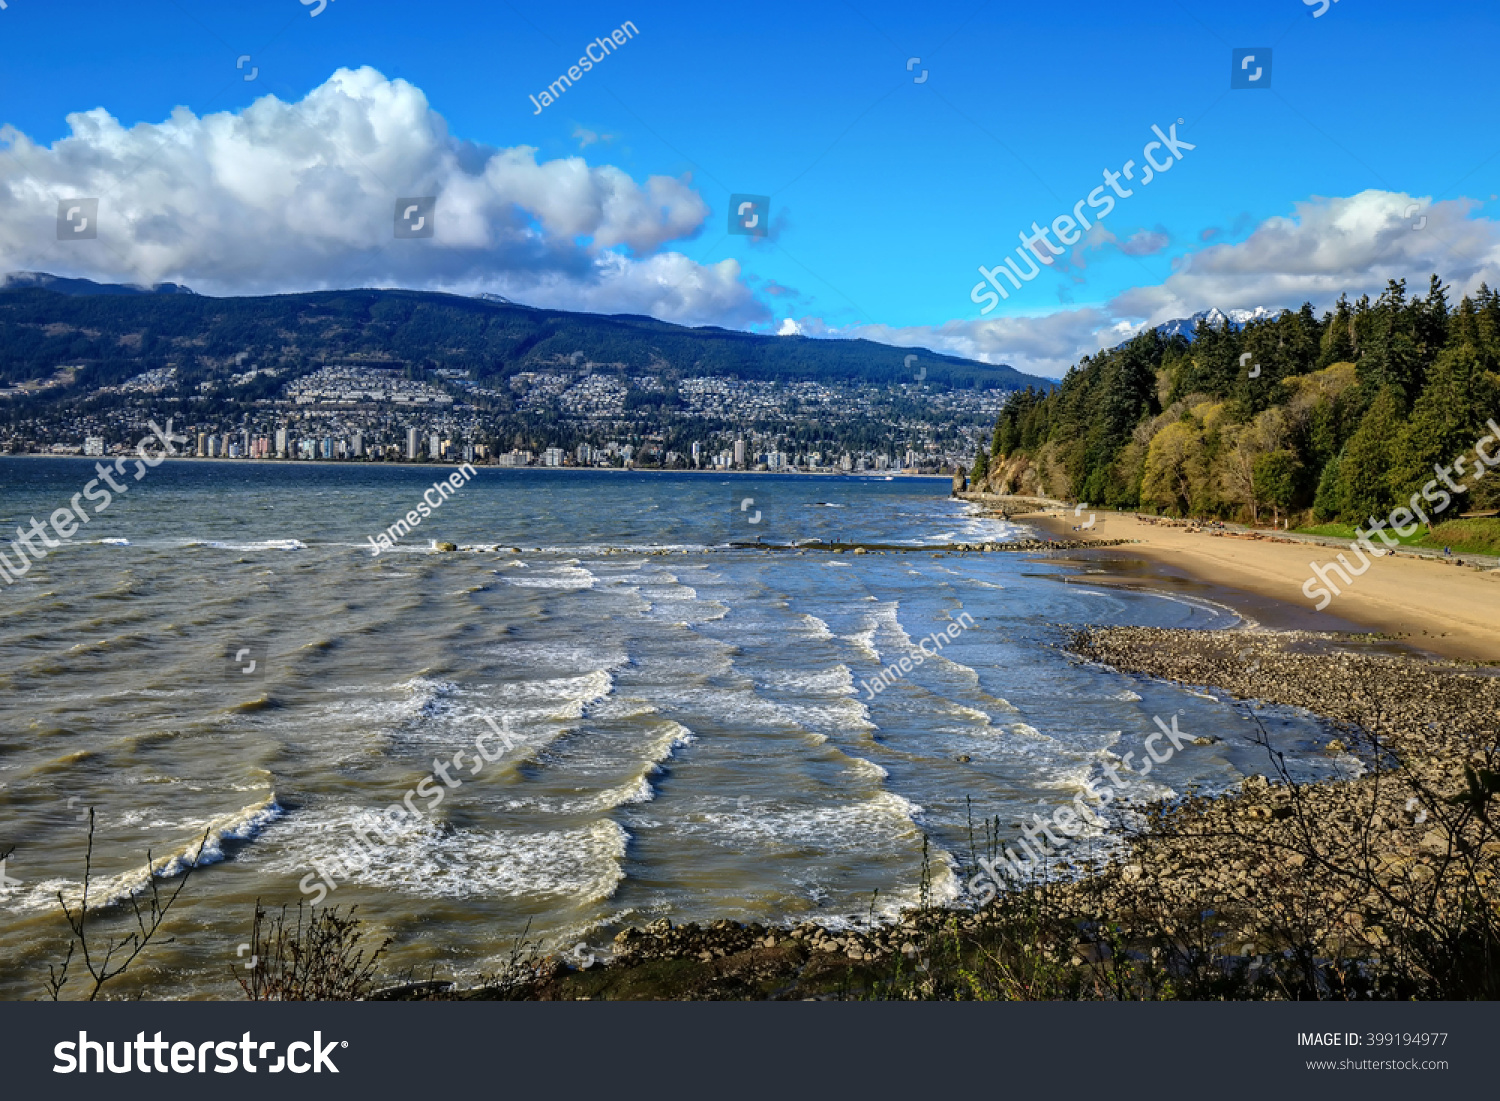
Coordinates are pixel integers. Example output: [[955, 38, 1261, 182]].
[[1152, 306, 1281, 340], [0, 274, 1047, 396]]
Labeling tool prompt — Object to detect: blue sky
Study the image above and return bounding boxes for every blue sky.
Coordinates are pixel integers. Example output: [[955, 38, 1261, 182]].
[[2, 0, 1498, 376]]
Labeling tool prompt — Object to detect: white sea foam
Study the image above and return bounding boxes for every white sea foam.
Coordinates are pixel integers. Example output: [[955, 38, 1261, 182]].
[[477, 669, 614, 722], [187, 539, 307, 552], [280, 810, 629, 902], [799, 614, 835, 640], [760, 664, 857, 696], [845, 756, 890, 782], [525, 722, 697, 814], [503, 566, 597, 589], [696, 789, 927, 851], [10, 796, 287, 915], [486, 640, 629, 674]]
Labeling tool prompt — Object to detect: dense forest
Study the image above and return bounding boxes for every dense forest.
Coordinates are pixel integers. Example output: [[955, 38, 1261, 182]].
[[979, 276, 1500, 527]]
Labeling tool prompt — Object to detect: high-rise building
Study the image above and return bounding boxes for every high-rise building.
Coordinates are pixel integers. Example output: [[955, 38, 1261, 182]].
[[352, 432, 365, 458], [429, 433, 441, 461], [275, 427, 288, 459], [406, 428, 420, 461], [544, 447, 564, 467], [83, 437, 105, 457], [733, 439, 746, 468], [690, 442, 701, 468], [198, 433, 208, 458]]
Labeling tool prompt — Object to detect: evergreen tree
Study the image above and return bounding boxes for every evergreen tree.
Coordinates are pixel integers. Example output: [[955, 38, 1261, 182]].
[[1318, 295, 1356, 367], [1390, 342, 1496, 505], [1253, 448, 1301, 523], [1337, 387, 1405, 522], [1415, 274, 1451, 367], [1313, 448, 1345, 521]]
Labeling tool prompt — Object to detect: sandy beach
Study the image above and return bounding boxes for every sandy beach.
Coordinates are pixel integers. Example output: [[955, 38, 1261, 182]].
[[1002, 504, 1500, 663]]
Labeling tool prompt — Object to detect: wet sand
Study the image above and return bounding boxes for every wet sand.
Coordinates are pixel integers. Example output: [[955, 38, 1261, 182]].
[[1011, 507, 1500, 663]]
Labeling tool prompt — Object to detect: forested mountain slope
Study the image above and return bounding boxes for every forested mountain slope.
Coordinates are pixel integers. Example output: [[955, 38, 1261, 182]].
[[979, 276, 1500, 526]]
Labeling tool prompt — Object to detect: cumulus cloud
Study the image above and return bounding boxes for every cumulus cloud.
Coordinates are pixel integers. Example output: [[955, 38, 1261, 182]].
[[779, 189, 1500, 378], [0, 66, 767, 326], [1114, 190, 1500, 324]]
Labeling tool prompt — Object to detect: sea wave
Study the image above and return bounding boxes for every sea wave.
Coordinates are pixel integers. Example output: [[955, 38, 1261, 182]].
[[186, 539, 306, 552], [12, 796, 287, 915]]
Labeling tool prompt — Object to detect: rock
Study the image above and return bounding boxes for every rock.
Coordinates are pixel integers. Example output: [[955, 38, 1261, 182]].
[[436, 542, 458, 552], [1419, 828, 1452, 854]]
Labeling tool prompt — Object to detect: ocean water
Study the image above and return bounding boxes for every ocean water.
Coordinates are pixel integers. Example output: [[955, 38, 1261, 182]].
[[0, 459, 1340, 997]]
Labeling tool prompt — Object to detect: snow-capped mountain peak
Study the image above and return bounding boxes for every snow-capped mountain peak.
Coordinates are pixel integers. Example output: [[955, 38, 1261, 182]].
[[1154, 306, 1280, 340]]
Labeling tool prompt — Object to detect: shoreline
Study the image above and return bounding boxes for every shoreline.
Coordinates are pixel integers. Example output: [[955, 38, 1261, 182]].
[[0, 454, 954, 480], [999, 503, 1500, 664], [425, 625, 1500, 1001]]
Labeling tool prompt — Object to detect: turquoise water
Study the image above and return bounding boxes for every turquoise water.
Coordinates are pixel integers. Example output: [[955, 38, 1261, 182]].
[[0, 459, 1340, 997]]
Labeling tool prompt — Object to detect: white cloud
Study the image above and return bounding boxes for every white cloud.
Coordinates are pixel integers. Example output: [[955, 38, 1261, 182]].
[[779, 189, 1500, 379], [776, 308, 1125, 380], [6, 93, 1492, 384], [1111, 189, 1500, 324], [0, 67, 766, 327], [1118, 228, 1171, 257]]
